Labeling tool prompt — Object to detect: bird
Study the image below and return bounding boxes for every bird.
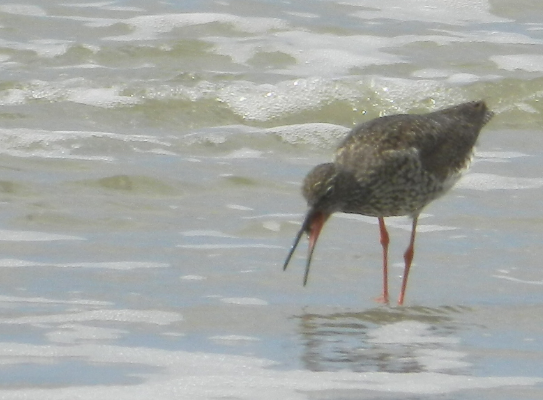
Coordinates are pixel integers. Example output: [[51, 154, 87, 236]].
[[282, 100, 494, 305]]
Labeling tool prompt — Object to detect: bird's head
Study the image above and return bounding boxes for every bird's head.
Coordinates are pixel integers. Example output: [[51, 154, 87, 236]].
[[302, 162, 342, 213], [283, 162, 343, 285]]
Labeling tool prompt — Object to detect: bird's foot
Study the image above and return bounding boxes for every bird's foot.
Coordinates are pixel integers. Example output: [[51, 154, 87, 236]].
[[374, 294, 389, 305]]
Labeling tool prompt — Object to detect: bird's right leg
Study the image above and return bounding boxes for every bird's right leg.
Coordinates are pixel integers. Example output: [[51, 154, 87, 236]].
[[375, 217, 389, 304]]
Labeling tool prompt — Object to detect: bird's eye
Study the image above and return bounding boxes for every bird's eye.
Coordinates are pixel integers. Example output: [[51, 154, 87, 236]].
[[323, 185, 334, 198]]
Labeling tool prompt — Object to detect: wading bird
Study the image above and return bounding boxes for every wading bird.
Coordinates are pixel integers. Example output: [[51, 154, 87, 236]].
[[283, 101, 494, 305]]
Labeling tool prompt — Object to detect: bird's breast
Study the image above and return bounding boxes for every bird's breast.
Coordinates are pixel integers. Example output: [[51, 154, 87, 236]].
[[339, 163, 450, 218]]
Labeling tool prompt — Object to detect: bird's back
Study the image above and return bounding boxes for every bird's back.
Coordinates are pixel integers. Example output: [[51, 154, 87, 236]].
[[332, 101, 493, 216], [336, 101, 493, 181]]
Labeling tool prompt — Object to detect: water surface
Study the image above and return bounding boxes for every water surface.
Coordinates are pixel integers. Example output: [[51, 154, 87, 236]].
[[1, 0, 543, 399]]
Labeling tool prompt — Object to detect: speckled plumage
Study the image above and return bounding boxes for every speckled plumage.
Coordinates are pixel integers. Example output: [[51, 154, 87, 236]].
[[284, 100, 494, 305], [303, 101, 493, 218]]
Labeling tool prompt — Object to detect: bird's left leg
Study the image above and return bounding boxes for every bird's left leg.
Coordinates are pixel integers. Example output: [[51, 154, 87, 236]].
[[398, 214, 418, 305], [375, 217, 389, 304]]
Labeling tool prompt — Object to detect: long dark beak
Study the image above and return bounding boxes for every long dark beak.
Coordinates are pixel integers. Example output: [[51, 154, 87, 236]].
[[283, 210, 329, 286]]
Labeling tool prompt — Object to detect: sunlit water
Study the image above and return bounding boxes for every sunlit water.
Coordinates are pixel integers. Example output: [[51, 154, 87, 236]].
[[1, 0, 543, 399]]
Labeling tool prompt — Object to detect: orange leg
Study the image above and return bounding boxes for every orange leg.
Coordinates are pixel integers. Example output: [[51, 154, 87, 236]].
[[376, 217, 389, 304], [398, 215, 418, 306]]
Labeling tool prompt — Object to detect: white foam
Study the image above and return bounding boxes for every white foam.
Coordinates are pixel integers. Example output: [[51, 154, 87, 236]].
[[368, 321, 459, 345], [446, 73, 483, 84], [334, 214, 456, 232], [181, 230, 236, 238], [0, 295, 110, 306], [0, 342, 539, 399], [180, 275, 206, 281], [54, 63, 105, 70], [222, 148, 264, 159], [210, 335, 260, 342], [348, 0, 510, 25], [0, 148, 113, 161], [0, 259, 44, 268], [185, 74, 464, 126], [0, 88, 26, 105], [178, 244, 282, 250], [0, 79, 140, 107], [0, 230, 84, 242], [214, 79, 352, 120], [61, 2, 142, 12], [263, 221, 281, 232], [30, 39, 71, 58], [67, 87, 140, 108], [457, 173, 543, 190], [58, 262, 170, 270], [57, 15, 119, 28], [388, 222, 457, 233], [226, 204, 253, 211], [443, 29, 539, 46], [2, 309, 182, 326], [415, 348, 471, 371], [220, 297, 269, 306], [475, 151, 528, 163], [0, 4, 46, 16], [0, 127, 171, 160], [61, 1, 114, 8], [0, 38, 70, 58], [491, 54, 543, 72], [243, 213, 302, 220], [264, 123, 350, 146], [46, 324, 126, 344], [477, 151, 528, 159], [101, 5, 144, 12], [493, 275, 543, 285], [286, 11, 320, 19], [0, 259, 166, 270], [210, 32, 404, 76], [106, 13, 288, 41], [515, 102, 539, 114], [412, 68, 453, 78]]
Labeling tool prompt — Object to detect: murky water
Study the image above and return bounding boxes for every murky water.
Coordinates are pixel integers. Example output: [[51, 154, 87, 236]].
[[1, 0, 543, 399]]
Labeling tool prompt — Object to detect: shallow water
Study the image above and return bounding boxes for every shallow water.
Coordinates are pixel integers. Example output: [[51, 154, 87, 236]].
[[1, 0, 543, 399]]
